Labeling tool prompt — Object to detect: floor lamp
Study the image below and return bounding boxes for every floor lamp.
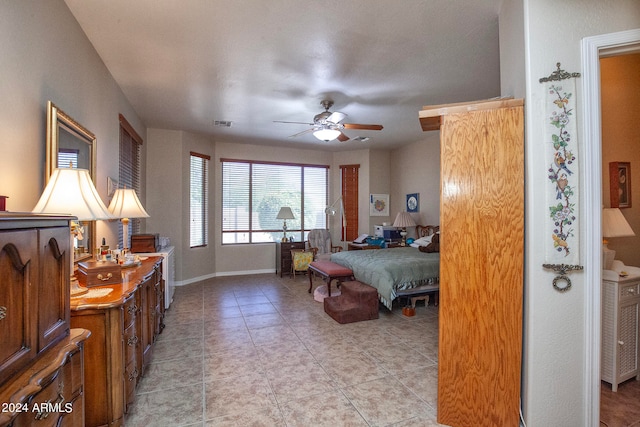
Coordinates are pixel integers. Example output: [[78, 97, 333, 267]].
[[108, 188, 150, 251], [32, 168, 114, 296]]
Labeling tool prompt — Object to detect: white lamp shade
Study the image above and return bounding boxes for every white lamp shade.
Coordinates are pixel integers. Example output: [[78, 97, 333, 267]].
[[33, 168, 113, 220], [603, 208, 635, 238], [108, 188, 150, 219], [313, 128, 341, 142], [276, 206, 295, 220], [393, 211, 416, 228]]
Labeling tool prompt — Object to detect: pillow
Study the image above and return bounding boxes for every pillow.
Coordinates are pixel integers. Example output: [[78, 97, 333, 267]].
[[419, 233, 439, 253], [413, 235, 433, 246]]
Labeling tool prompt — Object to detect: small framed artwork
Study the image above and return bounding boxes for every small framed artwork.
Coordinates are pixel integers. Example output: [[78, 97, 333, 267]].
[[609, 162, 632, 208], [406, 193, 419, 213], [370, 194, 389, 216]]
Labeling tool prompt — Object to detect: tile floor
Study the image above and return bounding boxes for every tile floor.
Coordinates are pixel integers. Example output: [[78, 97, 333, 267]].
[[124, 273, 444, 426]]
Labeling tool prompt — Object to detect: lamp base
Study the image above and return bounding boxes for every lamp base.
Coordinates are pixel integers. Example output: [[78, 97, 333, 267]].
[[603, 242, 615, 271], [70, 275, 88, 297]]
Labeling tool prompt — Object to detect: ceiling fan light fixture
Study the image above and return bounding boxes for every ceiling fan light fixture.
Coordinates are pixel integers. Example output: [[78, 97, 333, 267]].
[[313, 128, 341, 141]]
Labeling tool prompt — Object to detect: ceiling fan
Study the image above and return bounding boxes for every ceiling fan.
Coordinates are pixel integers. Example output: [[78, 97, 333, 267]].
[[274, 100, 383, 142]]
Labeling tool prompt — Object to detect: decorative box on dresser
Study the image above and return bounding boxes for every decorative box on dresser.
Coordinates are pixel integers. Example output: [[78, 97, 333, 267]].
[[70, 257, 163, 427], [602, 262, 640, 391], [0, 213, 90, 427], [275, 241, 305, 277]]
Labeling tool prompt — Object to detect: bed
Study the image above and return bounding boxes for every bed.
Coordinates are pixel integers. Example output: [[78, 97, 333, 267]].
[[330, 225, 440, 309]]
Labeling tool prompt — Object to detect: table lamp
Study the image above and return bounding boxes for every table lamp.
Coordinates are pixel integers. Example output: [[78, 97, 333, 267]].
[[108, 188, 150, 251], [393, 211, 416, 246], [602, 207, 635, 270], [32, 168, 114, 296], [276, 207, 295, 242]]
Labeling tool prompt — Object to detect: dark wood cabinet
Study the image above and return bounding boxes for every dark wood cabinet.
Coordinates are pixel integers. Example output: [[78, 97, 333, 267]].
[[0, 214, 71, 385], [275, 241, 305, 277], [0, 214, 89, 427]]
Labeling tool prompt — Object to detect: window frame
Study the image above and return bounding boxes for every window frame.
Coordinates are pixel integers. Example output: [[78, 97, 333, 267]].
[[220, 158, 329, 245], [118, 114, 143, 248], [190, 151, 210, 248]]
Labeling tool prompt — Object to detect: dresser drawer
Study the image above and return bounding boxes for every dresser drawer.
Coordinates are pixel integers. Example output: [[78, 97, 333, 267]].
[[620, 282, 640, 301], [12, 353, 78, 427], [123, 294, 138, 328], [123, 322, 139, 363]]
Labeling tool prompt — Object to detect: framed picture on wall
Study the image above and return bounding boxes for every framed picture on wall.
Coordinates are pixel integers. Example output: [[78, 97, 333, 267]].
[[406, 193, 419, 212], [370, 194, 389, 216], [609, 161, 632, 208]]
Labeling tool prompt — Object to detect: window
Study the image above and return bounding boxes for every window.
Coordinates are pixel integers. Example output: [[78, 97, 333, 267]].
[[118, 114, 143, 248], [221, 159, 329, 244], [341, 164, 359, 241], [190, 152, 210, 248]]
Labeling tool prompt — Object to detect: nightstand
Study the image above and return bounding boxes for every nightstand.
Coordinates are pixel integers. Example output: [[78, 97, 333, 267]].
[[602, 262, 640, 391], [275, 241, 305, 277]]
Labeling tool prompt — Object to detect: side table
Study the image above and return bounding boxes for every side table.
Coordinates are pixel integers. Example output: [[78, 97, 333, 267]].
[[276, 241, 305, 277]]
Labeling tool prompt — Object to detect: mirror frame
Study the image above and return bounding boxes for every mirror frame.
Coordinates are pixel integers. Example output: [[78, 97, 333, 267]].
[[46, 101, 97, 261]]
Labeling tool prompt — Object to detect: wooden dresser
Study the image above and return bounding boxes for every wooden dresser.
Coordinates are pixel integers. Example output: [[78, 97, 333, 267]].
[[0, 213, 90, 426], [70, 257, 164, 427]]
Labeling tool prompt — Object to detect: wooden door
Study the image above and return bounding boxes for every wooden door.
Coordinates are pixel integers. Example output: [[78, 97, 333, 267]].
[[429, 101, 524, 426]]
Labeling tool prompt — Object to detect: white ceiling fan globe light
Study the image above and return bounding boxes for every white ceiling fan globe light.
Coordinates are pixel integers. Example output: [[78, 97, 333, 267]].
[[313, 128, 341, 141]]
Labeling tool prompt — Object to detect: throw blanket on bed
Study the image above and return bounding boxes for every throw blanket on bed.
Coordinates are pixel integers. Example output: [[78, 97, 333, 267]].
[[331, 247, 440, 310]]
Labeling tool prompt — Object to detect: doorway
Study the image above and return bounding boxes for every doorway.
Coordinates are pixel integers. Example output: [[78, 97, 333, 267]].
[[582, 28, 640, 426]]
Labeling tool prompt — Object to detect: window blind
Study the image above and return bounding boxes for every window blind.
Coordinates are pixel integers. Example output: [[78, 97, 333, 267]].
[[190, 152, 210, 248], [221, 159, 328, 244], [340, 164, 359, 241], [118, 115, 143, 248]]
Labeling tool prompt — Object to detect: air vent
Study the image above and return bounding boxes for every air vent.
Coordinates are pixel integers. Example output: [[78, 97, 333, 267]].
[[213, 120, 233, 127], [353, 136, 370, 142]]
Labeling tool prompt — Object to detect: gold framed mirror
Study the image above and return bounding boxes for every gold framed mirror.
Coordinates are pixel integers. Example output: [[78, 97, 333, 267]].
[[46, 101, 97, 261]]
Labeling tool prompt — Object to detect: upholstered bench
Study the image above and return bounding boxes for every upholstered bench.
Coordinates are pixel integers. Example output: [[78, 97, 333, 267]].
[[308, 261, 354, 296], [324, 280, 379, 324]]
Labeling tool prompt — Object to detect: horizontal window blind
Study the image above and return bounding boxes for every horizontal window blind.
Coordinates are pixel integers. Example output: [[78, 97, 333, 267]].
[[221, 159, 328, 244], [190, 152, 210, 248], [118, 115, 143, 248]]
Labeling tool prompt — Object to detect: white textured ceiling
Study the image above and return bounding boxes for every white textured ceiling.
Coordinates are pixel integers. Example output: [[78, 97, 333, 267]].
[[64, 0, 503, 150]]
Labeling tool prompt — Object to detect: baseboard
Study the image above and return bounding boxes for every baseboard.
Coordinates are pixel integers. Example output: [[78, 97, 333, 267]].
[[175, 269, 276, 286]]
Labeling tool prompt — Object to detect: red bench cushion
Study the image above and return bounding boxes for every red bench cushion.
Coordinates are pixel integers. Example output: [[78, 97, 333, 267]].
[[309, 261, 353, 276]]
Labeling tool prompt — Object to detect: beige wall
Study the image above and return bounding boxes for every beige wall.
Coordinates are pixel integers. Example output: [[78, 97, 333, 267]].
[[601, 53, 640, 267], [389, 135, 441, 239], [518, 0, 640, 424], [0, 0, 145, 248]]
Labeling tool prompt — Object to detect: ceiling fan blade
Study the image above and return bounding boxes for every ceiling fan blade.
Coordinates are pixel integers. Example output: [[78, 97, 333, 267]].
[[326, 111, 347, 124], [337, 132, 350, 142], [274, 120, 315, 126], [343, 123, 384, 131], [288, 128, 315, 138]]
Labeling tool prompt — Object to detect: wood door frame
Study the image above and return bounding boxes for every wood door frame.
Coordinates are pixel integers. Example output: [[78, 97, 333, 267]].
[[581, 28, 640, 426]]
